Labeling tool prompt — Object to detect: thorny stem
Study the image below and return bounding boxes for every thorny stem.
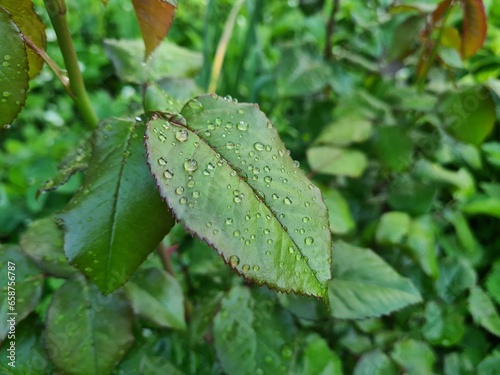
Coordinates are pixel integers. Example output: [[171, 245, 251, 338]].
[[43, 0, 98, 128]]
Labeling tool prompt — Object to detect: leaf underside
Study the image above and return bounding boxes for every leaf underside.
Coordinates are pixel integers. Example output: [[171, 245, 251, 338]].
[[145, 95, 332, 298]]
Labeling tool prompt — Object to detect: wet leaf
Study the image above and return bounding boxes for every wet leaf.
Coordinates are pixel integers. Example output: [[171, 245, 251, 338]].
[[132, 0, 177, 59], [1, 0, 46, 78], [45, 275, 134, 375], [213, 286, 297, 375], [57, 118, 175, 294], [19, 216, 76, 278], [329, 241, 422, 319], [460, 0, 487, 58], [146, 95, 332, 298], [0, 245, 43, 341], [124, 267, 186, 330], [0, 7, 29, 127]]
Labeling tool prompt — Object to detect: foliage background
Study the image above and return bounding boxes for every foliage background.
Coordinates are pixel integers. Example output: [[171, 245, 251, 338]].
[[1, 0, 500, 373]]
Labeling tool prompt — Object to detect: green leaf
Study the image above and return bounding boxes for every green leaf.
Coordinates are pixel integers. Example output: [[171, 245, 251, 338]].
[[440, 86, 496, 146], [422, 301, 465, 346], [19, 216, 76, 278], [213, 286, 297, 375], [45, 275, 134, 375], [468, 286, 500, 337], [0, 245, 43, 341], [0, 316, 51, 375], [144, 82, 185, 113], [1, 0, 46, 78], [145, 95, 332, 298], [315, 115, 372, 147], [104, 39, 203, 84], [387, 15, 425, 61], [372, 126, 413, 172], [329, 241, 422, 319], [299, 334, 342, 375], [322, 188, 355, 235], [131, 0, 176, 59], [307, 146, 367, 178], [37, 140, 91, 197], [486, 262, 500, 305], [353, 350, 398, 375], [0, 7, 29, 127], [405, 216, 439, 279], [375, 212, 411, 245], [57, 118, 175, 294], [387, 174, 436, 215], [391, 339, 436, 375], [435, 257, 477, 303], [460, 0, 487, 58], [124, 267, 186, 330], [477, 351, 500, 375], [463, 196, 500, 219]]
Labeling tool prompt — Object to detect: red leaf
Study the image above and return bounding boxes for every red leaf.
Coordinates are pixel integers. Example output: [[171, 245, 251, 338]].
[[460, 0, 487, 58], [132, 0, 177, 59]]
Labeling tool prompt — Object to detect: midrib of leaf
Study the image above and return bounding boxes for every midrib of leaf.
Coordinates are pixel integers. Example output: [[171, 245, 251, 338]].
[[104, 121, 137, 289], [82, 280, 99, 374], [170, 118, 324, 290]]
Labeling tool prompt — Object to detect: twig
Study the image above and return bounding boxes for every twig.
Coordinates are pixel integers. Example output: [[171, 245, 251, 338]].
[[324, 0, 340, 61], [208, 0, 245, 93], [22, 35, 74, 98]]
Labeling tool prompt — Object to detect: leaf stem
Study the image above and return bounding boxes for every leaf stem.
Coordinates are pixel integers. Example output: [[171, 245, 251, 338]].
[[43, 0, 98, 128], [208, 0, 245, 93], [324, 0, 340, 61], [157, 242, 177, 276]]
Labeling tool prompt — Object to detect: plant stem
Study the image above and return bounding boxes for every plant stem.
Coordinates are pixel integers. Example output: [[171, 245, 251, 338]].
[[157, 242, 177, 276], [324, 0, 340, 61], [43, 0, 98, 129]]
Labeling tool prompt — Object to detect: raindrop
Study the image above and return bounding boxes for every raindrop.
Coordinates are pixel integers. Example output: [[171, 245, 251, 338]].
[[264, 229, 270, 234], [293, 160, 300, 168], [264, 176, 272, 183], [225, 122, 233, 129], [207, 162, 215, 170], [305, 237, 314, 245], [237, 121, 249, 131], [193, 190, 200, 198], [254, 142, 265, 151], [238, 109, 245, 114], [265, 145, 272, 152], [188, 180, 195, 188], [233, 230, 240, 237], [163, 170, 174, 179], [176, 129, 188, 142], [242, 264, 250, 271], [158, 157, 167, 166], [226, 142, 235, 149], [296, 254, 302, 260], [184, 159, 198, 172], [175, 186, 184, 195], [302, 217, 310, 223], [284, 197, 292, 205], [234, 195, 242, 203], [187, 98, 203, 112], [215, 117, 222, 125], [225, 218, 233, 225], [179, 197, 187, 205], [267, 121, 273, 129], [288, 247, 294, 253], [253, 265, 260, 271], [229, 255, 240, 267], [208, 122, 215, 130], [266, 250, 271, 256], [245, 215, 251, 221], [206, 222, 212, 227], [159, 133, 167, 142], [272, 194, 279, 200], [170, 114, 187, 126]]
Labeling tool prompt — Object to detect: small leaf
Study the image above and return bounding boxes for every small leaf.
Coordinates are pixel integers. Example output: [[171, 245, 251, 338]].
[[19, 216, 76, 278], [405, 216, 439, 279], [440, 85, 495, 146], [131, 0, 176, 59], [486, 262, 500, 305], [391, 339, 436, 375], [387, 15, 425, 61], [329, 241, 422, 319], [375, 212, 411, 246], [214, 286, 297, 374], [372, 126, 413, 172], [104, 39, 203, 84], [307, 146, 367, 178], [299, 334, 343, 375], [146, 95, 332, 298], [57, 118, 175, 294], [124, 267, 186, 330], [354, 350, 398, 375], [478, 351, 500, 375], [460, 0, 487, 58], [315, 115, 372, 147], [323, 188, 355, 235], [1, 0, 46, 78], [0, 245, 43, 341], [0, 7, 29, 127], [45, 275, 134, 375], [435, 257, 477, 303], [468, 286, 500, 337]]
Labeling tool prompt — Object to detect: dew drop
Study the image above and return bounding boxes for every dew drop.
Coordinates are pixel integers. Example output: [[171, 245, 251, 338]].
[[264, 229, 270, 234], [272, 194, 279, 200], [288, 246, 294, 254], [215, 117, 222, 125], [175, 186, 184, 195], [225, 218, 233, 225], [266, 250, 271, 255], [237, 121, 249, 131], [253, 265, 260, 272], [184, 159, 198, 172], [302, 217, 310, 223], [193, 190, 200, 198], [163, 170, 174, 179], [179, 197, 187, 205], [158, 157, 167, 166], [206, 222, 212, 227], [242, 264, 250, 272], [284, 197, 292, 205], [305, 237, 314, 245], [254, 142, 265, 151], [293, 160, 300, 168], [265, 145, 272, 152], [264, 166, 271, 172], [234, 195, 242, 203], [207, 162, 215, 170], [226, 141, 235, 149], [229, 255, 240, 267], [170, 114, 187, 126], [245, 215, 251, 221], [264, 176, 272, 183], [225, 122, 233, 129], [187, 98, 203, 112], [176, 129, 188, 142], [188, 180, 195, 188], [233, 230, 240, 237]]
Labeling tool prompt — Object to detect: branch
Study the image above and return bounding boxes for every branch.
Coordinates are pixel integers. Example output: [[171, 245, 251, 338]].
[[43, 0, 98, 129], [324, 0, 340, 61]]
